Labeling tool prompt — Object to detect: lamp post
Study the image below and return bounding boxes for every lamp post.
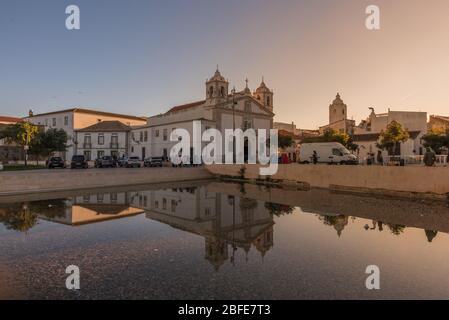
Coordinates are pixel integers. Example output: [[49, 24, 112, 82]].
[[231, 86, 236, 162]]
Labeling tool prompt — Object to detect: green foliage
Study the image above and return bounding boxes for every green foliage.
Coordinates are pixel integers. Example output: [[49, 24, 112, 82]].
[[278, 135, 293, 149], [376, 121, 410, 155], [302, 129, 358, 151], [29, 128, 68, 159], [421, 128, 449, 155], [0, 122, 39, 147]]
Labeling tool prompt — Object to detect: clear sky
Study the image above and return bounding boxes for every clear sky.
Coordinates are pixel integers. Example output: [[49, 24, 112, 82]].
[[1, 0, 449, 128]]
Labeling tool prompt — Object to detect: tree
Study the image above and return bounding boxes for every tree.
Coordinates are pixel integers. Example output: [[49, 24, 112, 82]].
[[376, 120, 409, 156], [29, 129, 68, 163], [421, 128, 449, 154], [302, 128, 358, 151], [278, 135, 293, 149], [0, 122, 39, 166]]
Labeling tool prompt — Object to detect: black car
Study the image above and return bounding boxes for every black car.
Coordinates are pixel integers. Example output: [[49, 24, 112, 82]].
[[94, 156, 115, 168], [46, 156, 65, 169], [71, 155, 88, 169], [144, 156, 163, 167]]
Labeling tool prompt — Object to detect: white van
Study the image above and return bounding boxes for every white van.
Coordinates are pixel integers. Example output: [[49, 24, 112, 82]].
[[299, 142, 358, 165]]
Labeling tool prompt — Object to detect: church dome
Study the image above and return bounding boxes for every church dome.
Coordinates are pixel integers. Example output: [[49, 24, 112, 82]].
[[209, 68, 226, 82], [255, 79, 271, 93]]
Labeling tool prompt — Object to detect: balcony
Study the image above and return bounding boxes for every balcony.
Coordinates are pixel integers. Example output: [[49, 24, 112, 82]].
[[110, 142, 119, 149], [83, 143, 92, 149]]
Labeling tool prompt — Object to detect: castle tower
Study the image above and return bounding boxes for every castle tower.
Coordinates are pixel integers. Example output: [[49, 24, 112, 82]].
[[253, 77, 274, 112], [205, 67, 229, 105], [329, 93, 347, 124]]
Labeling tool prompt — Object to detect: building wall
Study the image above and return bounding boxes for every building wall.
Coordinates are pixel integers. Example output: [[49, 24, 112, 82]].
[[429, 116, 449, 132], [75, 131, 129, 160]]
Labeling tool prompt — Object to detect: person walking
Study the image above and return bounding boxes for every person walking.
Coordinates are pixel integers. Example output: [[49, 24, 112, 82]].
[[312, 150, 318, 165], [376, 150, 383, 165], [423, 147, 436, 167]]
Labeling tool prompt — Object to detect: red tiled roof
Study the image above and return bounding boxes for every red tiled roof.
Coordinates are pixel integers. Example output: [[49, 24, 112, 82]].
[[0, 116, 23, 123], [76, 121, 132, 132], [165, 100, 205, 114]]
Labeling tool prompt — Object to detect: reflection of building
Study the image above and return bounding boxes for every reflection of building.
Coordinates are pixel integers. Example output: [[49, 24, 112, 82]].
[[0, 116, 24, 162], [38, 192, 144, 226], [318, 214, 349, 237], [129, 186, 275, 271]]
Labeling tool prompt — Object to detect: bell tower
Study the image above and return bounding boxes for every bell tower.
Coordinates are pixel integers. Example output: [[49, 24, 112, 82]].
[[205, 67, 229, 105], [253, 77, 274, 112], [329, 93, 347, 124]]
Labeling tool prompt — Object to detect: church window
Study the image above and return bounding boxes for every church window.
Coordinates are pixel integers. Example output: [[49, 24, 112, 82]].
[[266, 96, 270, 106], [220, 86, 225, 97], [257, 95, 260, 100], [209, 86, 214, 97]]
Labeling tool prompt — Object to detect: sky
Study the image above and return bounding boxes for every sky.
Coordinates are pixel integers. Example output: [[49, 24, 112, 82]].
[[1, 0, 449, 129]]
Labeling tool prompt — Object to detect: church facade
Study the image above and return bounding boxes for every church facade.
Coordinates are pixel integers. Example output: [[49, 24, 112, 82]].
[[130, 69, 275, 160]]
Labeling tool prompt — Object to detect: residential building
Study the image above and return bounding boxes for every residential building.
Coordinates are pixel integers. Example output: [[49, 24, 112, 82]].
[[25, 108, 146, 160], [428, 115, 449, 132], [74, 121, 132, 160], [353, 108, 427, 160]]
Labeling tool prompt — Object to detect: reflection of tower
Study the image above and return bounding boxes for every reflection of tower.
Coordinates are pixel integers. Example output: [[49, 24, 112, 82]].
[[205, 236, 228, 271], [333, 215, 349, 237], [425, 230, 438, 243], [253, 226, 274, 258]]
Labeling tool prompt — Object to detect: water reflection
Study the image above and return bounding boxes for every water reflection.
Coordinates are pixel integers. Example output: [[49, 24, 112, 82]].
[[0, 181, 448, 250]]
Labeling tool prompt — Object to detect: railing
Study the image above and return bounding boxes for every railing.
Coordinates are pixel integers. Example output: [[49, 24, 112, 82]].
[[384, 155, 447, 166], [83, 143, 92, 149], [110, 143, 119, 149]]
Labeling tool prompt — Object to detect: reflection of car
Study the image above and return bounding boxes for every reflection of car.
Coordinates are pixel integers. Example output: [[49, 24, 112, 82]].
[[144, 157, 163, 167], [46, 156, 65, 169], [94, 156, 115, 168], [71, 155, 88, 169], [120, 156, 141, 168]]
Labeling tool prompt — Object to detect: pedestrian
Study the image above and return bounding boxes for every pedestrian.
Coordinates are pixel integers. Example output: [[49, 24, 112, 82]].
[[376, 150, 383, 165], [423, 147, 436, 167], [312, 150, 318, 164]]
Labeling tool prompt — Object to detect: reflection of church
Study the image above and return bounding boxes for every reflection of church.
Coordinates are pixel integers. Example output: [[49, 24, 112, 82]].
[[128, 186, 275, 271]]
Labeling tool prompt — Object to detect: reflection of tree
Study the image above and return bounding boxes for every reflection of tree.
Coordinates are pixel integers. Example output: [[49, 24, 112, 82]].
[[425, 230, 438, 243], [28, 200, 67, 219], [0, 204, 38, 232], [387, 223, 406, 236], [264, 202, 294, 217]]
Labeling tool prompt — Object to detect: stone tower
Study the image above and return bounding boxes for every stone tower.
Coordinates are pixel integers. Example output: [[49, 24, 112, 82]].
[[205, 67, 229, 105], [329, 93, 347, 124], [253, 78, 274, 112]]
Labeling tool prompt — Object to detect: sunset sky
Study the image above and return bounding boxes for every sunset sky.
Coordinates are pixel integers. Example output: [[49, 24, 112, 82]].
[[1, 0, 449, 128]]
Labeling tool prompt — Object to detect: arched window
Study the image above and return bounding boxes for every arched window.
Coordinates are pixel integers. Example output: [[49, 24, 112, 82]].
[[209, 86, 214, 97], [220, 86, 225, 97], [257, 95, 260, 100], [266, 96, 270, 106]]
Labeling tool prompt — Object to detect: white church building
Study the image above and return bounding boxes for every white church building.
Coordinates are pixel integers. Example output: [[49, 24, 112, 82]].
[[130, 68, 275, 160]]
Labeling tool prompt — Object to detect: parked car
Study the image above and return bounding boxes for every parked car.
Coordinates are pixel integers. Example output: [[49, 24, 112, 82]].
[[70, 155, 89, 169], [299, 142, 358, 165], [94, 156, 115, 168], [46, 156, 65, 169], [120, 156, 141, 168], [144, 156, 164, 167]]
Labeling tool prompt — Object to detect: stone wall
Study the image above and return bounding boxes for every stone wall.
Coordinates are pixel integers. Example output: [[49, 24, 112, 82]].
[[206, 164, 449, 196]]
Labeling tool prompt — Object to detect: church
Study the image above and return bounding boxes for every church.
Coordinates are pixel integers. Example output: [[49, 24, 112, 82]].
[[130, 68, 275, 160]]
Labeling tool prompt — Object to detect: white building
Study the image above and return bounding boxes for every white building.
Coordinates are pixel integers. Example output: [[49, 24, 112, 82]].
[[353, 108, 427, 160], [74, 121, 132, 160], [25, 108, 147, 160], [131, 69, 275, 161]]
